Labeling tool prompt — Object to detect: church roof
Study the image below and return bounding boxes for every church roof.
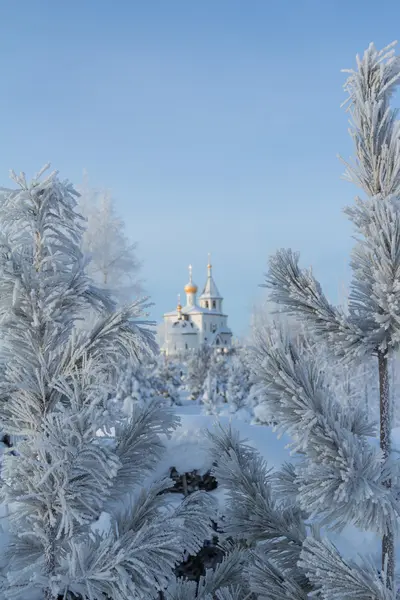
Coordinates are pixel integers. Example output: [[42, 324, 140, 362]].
[[163, 306, 226, 318], [169, 319, 199, 334], [207, 325, 233, 346], [199, 262, 222, 299]]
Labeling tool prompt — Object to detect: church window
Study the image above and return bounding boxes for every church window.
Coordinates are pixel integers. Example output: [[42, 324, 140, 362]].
[[205, 301, 209, 308], [216, 338, 220, 345], [185, 343, 188, 350], [212, 301, 216, 309]]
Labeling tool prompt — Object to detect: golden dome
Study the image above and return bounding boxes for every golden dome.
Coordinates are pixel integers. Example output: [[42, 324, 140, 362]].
[[184, 264, 197, 294], [176, 293, 183, 312], [184, 283, 198, 294]]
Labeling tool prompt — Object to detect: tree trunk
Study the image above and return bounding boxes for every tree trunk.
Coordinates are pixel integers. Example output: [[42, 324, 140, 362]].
[[44, 526, 56, 600], [364, 362, 369, 417], [378, 349, 394, 586]]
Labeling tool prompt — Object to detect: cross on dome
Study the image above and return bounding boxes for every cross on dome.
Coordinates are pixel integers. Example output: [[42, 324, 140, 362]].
[[177, 293, 182, 312], [184, 264, 198, 294]]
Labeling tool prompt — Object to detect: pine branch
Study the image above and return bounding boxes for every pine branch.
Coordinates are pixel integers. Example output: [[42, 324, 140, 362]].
[[206, 426, 309, 592], [340, 42, 400, 198], [165, 548, 248, 600], [247, 549, 309, 600], [345, 195, 400, 353], [65, 525, 182, 599], [250, 324, 400, 534], [58, 300, 156, 381], [264, 249, 367, 359], [105, 400, 179, 509], [300, 537, 395, 600]]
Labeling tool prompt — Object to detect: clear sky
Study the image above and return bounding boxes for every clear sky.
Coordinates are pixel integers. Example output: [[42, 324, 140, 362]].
[[1, 0, 400, 336]]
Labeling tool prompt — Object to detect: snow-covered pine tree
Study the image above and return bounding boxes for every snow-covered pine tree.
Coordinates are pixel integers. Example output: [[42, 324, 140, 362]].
[[0, 167, 215, 599], [185, 345, 213, 401], [114, 357, 162, 414], [209, 352, 230, 403], [201, 371, 221, 415], [114, 354, 182, 411], [154, 354, 182, 406], [263, 42, 400, 586], [248, 322, 400, 599], [226, 353, 251, 414]]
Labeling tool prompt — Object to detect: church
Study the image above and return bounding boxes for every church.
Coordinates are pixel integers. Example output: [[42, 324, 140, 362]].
[[162, 257, 232, 356]]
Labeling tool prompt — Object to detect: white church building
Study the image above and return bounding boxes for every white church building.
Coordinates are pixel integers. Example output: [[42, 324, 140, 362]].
[[162, 257, 232, 356]]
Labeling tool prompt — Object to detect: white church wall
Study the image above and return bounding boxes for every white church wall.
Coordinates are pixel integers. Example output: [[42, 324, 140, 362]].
[[161, 261, 233, 356]]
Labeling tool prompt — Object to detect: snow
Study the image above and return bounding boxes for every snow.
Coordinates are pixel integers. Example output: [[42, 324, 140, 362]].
[[391, 426, 400, 452], [154, 402, 398, 565], [155, 404, 293, 479]]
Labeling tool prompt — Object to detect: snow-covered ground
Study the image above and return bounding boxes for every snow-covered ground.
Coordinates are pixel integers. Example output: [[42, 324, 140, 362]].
[[157, 400, 393, 566], [157, 403, 293, 477]]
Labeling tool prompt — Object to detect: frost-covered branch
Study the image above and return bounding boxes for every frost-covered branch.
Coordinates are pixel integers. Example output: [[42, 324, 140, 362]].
[[165, 547, 248, 600], [105, 399, 178, 508], [300, 537, 395, 600], [250, 324, 400, 534], [60, 487, 216, 600], [345, 195, 400, 353], [264, 249, 367, 358], [340, 42, 400, 198], [59, 300, 156, 380], [247, 550, 308, 600], [206, 426, 309, 595]]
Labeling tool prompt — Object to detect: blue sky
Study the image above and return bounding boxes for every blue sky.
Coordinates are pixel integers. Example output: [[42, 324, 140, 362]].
[[1, 1, 400, 336]]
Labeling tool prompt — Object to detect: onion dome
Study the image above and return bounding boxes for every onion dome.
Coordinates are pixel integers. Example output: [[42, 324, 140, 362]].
[[177, 294, 182, 312], [184, 264, 198, 294]]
